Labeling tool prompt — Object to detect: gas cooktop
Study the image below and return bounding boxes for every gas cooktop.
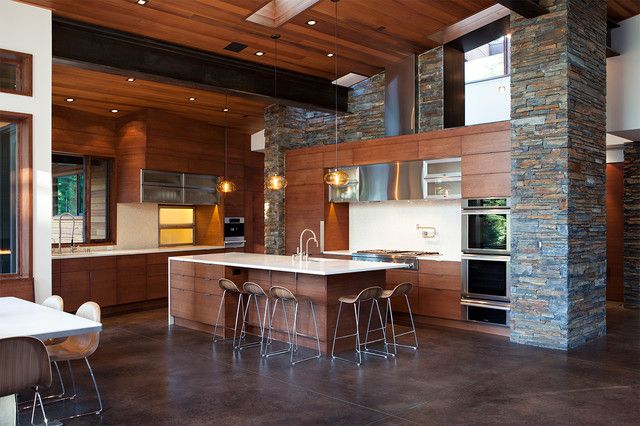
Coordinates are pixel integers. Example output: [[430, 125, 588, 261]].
[[355, 249, 440, 256], [352, 250, 440, 270]]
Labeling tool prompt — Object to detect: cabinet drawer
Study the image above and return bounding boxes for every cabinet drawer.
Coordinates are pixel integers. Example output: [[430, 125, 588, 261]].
[[170, 260, 194, 277], [60, 258, 91, 273], [89, 256, 117, 270], [170, 273, 194, 291], [418, 260, 460, 276], [194, 277, 218, 295], [193, 292, 219, 326], [117, 254, 146, 269], [419, 273, 460, 291], [417, 288, 462, 320], [418, 136, 461, 159], [195, 263, 224, 280], [386, 269, 418, 287], [147, 252, 170, 265], [170, 288, 194, 320]]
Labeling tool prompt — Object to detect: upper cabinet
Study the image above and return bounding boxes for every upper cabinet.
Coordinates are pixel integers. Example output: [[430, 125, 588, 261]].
[[140, 170, 220, 205]]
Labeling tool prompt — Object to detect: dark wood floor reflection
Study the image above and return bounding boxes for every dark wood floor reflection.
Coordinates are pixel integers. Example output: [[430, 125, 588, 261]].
[[21, 303, 640, 425]]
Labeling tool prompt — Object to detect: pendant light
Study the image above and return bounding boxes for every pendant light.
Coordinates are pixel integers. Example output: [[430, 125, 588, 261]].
[[217, 93, 237, 193], [266, 34, 288, 190], [324, 0, 349, 187]]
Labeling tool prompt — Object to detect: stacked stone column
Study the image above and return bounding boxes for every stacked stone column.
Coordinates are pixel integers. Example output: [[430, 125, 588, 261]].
[[624, 141, 640, 308], [509, 0, 608, 349]]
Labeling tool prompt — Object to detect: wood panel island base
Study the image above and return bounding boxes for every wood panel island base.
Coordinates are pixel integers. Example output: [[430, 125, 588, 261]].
[[168, 253, 406, 354]]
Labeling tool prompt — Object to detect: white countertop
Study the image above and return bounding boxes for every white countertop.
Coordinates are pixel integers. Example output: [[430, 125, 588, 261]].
[[52, 245, 225, 259], [169, 252, 408, 276], [322, 250, 461, 262]]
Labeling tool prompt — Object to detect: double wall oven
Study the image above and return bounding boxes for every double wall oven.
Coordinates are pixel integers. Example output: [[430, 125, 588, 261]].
[[460, 198, 511, 326]]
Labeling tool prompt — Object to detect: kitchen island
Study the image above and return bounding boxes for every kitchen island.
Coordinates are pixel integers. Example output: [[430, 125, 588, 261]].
[[168, 252, 407, 353]]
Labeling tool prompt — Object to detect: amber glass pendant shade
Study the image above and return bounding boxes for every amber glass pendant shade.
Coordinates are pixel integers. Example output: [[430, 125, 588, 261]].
[[323, 169, 349, 187], [266, 175, 288, 190], [217, 179, 237, 193]]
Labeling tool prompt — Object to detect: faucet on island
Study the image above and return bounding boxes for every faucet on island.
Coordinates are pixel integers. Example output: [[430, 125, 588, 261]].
[[297, 228, 318, 261]]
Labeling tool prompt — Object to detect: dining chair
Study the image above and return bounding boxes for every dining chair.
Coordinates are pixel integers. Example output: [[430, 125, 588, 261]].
[[41, 295, 68, 399], [46, 301, 103, 420], [0, 336, 52, 425]]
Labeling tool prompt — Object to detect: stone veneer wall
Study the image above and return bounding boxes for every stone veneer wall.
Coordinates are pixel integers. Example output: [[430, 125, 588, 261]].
[[624, 141, 640, 308], [509, 0, 607, 349], [418, 47, 444, 132], [263, 74, 385, 254]]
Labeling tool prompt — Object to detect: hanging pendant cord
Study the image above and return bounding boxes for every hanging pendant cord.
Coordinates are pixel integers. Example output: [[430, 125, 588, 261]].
[[224, 93, 228, 179], [333, 0, 339, 170]]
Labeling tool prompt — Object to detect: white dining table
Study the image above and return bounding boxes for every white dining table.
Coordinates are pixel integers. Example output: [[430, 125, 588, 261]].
[[0, 297, 103, 426]]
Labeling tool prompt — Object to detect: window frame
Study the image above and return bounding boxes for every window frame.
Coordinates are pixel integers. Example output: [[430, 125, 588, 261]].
[[0, 49, 33, 97], [0, 111, 32, 280], [51, 153, 116, 246], [464, 36, 511, 85]]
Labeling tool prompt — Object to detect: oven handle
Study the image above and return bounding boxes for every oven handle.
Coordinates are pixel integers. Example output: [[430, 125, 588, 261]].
[[461, 253, 511, 262], [460, 298, 511, 310], [461, 209, 511, 215]]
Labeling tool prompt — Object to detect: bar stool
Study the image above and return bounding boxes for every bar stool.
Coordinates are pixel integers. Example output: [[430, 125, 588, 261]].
[[212, 278, 246, 348], [331, 286, 389, 366], [236, 282, 270, 355], [365, 282, 418, 356], [264, 286, 321, 365]]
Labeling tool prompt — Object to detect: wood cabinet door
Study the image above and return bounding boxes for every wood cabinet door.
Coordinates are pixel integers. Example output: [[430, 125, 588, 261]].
[[60, 270, 90, 312], [90, 269, 117, 307], [116, 255, 147, 304]]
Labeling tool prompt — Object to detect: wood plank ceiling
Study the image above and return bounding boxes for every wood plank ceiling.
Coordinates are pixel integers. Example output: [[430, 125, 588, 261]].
[[53, 64, 269, 134]]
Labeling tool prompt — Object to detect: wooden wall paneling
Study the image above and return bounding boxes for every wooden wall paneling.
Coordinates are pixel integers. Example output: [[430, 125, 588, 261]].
[[116, 254, 147, 303], [461, 130, 510, 155], [352, 139, 419, 165], [461, 172, 511, 198], [322, 147, 354, 168], [116, 112, 147, 203], [324, 201, 349, 251], [0, 278, 34, 301], [52, 106, 117, 157], [286, 152, 324, 171], [195, 205, 224, 246], [606, 163, 624, 301]]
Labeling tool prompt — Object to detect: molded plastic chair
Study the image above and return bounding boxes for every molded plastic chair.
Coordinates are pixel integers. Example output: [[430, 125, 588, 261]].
[[46, 302, 103, 420], [0, 336, 52, 425], [331, 286, 389, 366]]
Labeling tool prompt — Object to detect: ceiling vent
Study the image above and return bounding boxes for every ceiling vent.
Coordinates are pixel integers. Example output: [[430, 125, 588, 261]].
[[224, 42, 248, 53]]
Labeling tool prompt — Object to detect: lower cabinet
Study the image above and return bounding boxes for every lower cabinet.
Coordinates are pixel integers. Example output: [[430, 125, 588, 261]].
[[54, 249, 221, 312]]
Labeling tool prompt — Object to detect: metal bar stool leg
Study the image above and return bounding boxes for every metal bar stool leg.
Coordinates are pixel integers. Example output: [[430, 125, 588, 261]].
[[331, 302, 343, 359], [407, 294, 419, 349], [212, 289, 227, 342], [232, 294, 245, 348], [374, 299, 389, 357], [354, 302, 362, 365], [387, 298, 398, 356]]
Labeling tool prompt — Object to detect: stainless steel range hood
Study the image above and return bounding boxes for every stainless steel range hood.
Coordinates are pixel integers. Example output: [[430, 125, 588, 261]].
[[384, 54, 417, 136]]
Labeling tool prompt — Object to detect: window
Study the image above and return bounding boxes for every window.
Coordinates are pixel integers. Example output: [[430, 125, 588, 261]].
[[158, 206, 195, 246], [0, 112, 31, 278], [0, 49, 32, 96], [0, 122, 18, 274], [52, 154, 113, 245], [465, 36, 511, 126]]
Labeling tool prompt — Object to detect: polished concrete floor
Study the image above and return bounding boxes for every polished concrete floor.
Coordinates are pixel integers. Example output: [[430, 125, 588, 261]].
[[21, 303, 640, 425]]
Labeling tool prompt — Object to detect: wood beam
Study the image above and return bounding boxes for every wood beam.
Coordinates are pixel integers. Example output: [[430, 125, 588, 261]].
[[496, 0, 548, 19], [52, 17, 348, 113], [445, 16, 510, 53]]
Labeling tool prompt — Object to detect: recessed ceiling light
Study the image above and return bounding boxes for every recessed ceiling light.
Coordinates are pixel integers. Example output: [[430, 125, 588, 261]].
[[188, 97, 196, 101], [255, 51, 265, 56], [110, 109, 119, 113], [223, 108, 229, 112], [326, 52, 334, 57], [137, 0, 148, 5], [306, 20, 317, 26], [65, 97, 75, 102], [126, 77, 136, 82]]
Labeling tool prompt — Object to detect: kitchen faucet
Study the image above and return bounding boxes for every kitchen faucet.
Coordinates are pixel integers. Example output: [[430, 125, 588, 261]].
[[297, 228, 318, 261], [58, 212, 77, 254]]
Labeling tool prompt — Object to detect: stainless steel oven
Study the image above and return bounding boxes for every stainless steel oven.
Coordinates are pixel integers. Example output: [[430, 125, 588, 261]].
[[462, 198, 511, 255], [461, 298, 510, 326], [224, 217, 245, 248], [462, 253, 510, 302]]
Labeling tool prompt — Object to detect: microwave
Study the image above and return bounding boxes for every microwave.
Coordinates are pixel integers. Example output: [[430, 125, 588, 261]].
[[224, 217, 245, 248], [462, 198, 511, 255]]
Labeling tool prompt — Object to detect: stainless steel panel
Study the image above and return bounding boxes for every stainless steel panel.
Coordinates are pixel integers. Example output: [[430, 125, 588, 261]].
[[385, 54, 416, 136], [184, 174, 218, 189], [389, 160, 424, 200], [359, 163, 391, 201], [141, 170, 182, 187], [141, 185, 184, 204], [183, 188, 219, 205]]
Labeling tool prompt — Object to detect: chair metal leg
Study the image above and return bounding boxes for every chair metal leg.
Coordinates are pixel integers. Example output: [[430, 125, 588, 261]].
[[407, 294, 419, 349], [232, 294, 244, 349], [374, 299, 389, 358], [236, 294, 263, 351], [67, 361, 77, 400], [386, 294, 419, 352], [290, 302, 298, 364], [354, 302, 362, 365], [19, 361, 67, 411], [55, 358, 103, 421], [388, 299, 398, 356], [310, 300, 322, 360], [30, 386, 47, 425]]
